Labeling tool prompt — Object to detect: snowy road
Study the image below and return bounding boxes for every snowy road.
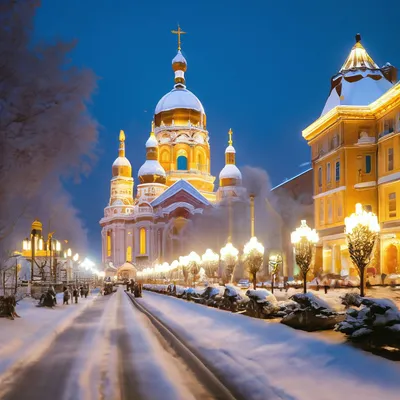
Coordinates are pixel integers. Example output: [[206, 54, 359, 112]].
[[0, 288, 222, 400]]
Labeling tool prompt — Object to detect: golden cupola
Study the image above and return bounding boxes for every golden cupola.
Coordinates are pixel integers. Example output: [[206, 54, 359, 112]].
[[154, 26, 206, 129], [138, 122, 167, 184], [219, 129, 242, 187], [112, 130, 132, 178], [322, 34, 397, 116]]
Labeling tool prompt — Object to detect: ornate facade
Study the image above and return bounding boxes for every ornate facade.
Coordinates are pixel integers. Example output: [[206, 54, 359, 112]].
[[100, 35, 245, 269], [302, 34, 400, 278]]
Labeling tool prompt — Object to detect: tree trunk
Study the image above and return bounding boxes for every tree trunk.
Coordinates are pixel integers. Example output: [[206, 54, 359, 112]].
[[271, 275, 274, 294], [303, 271, 307, 294], [359, 266, 365, 297], [253, 272, 257, 290]]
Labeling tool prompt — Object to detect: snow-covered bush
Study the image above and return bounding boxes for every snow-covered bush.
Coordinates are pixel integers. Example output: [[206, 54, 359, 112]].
[[336, 297, 400, 349], [245, 289, 277, 304]]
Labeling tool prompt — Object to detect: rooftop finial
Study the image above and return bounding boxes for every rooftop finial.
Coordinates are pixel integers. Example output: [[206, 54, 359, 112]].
[[119, 130, 125, 142], [171, 24, 186, 51], [119, 130, 125, 157], [228, 128, 233, 146], [151, 121, 155, 136], [355, 33, 361, 43]]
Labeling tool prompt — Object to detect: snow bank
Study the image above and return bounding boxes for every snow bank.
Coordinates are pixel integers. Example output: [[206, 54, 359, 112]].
[[139, 292, 400, 400], [0, 292, 98, 384]]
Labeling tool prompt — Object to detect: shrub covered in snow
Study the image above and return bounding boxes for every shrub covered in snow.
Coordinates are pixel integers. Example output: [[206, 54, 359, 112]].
[[336, 297, 400, 349], [281, 292, 345, 332]]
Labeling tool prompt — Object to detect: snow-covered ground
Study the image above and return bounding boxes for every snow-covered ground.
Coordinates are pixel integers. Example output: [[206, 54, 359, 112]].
[[139, 291, 400, 400], [0, 291, 98, 383]]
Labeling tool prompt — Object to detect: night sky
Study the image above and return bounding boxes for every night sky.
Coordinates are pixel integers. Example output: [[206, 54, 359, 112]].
[[33, 0, 400, 260]]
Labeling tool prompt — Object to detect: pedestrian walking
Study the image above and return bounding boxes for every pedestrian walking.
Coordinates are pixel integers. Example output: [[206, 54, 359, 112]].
[[84, 285, 89, 298], [130, 279, 135, 294], [63, 286, 70, 305], [80, 285, 84, 298], [73, 287, 79, 304]]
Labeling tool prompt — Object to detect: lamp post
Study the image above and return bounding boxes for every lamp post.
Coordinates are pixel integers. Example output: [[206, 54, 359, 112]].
[[220, 243, 239, 284], [268, 253, 282, 294], [201, 249, 220, 284], [291, 220, 319, 294], [243, 237, 265, 290], [345, 203, 380, 297]]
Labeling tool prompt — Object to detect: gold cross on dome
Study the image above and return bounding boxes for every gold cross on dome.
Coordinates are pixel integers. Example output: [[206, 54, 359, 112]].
[[228, 128, 233, 145], [171, 25, 186, 51]]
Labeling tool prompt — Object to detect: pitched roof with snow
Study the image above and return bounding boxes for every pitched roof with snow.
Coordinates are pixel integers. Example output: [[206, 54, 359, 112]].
[[151, 179, 210, 207]]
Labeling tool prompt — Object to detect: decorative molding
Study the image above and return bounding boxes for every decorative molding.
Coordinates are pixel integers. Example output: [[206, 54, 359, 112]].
[[354, 181, 377, 189], [313, 186, 346, 199], [378, 171, 400, 185]]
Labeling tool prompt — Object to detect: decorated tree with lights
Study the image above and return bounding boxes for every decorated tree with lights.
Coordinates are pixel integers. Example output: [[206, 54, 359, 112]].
[[179, 256, 190, 286], [201, 249, 220, 283], [220, 243, 239, 284], [268, 254, 282, 294], [188, 251, 201, 288], [345, 204, 379, 297], [291, 220, 319, 294], [243, 237, 265, 290]]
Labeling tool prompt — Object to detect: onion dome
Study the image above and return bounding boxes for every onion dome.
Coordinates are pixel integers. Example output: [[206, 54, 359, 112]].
[[322, 34, 396, 116], [138, 122, 166, 184], [31, 219, 43, 234], [219, 129, 242, 187], [112, 130, 132, 177], [154, 27, 206, 128]]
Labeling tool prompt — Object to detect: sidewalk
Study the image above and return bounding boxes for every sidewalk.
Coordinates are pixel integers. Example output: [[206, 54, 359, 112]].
[[0, 290, 98, 382]]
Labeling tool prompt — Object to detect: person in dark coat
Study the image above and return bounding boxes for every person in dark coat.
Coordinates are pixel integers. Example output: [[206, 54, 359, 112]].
[[73, 287, 79, 304], [84, 285, 89, 298], [63, 286, 70, 305], [126, 280, 130, 292], [48, 286, 57, 305], [130, 279, 135, 294], [80, 286, 84, 298]]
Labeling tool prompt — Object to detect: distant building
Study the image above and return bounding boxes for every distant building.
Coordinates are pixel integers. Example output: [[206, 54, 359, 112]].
[[270, 169, 314, 277], [302, 34, 399, 276], [99, 33, 245, 270]]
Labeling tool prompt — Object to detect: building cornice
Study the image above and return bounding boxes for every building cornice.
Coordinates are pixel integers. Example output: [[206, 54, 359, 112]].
[[313, 186, 346, 199], [378, 171, 400, 185]]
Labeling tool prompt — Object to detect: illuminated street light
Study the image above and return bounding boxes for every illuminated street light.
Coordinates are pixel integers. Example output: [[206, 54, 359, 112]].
[[220, 243, 239, 284], [345, 203, 380, 297], [201, 249, 220, 283], [243, 237, 265, 290], [291, 220, 319, 294]]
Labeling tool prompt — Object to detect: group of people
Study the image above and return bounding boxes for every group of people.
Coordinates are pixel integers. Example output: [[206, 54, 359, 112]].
[[63, 284, 90, 305], [126, 279, 142, 297]]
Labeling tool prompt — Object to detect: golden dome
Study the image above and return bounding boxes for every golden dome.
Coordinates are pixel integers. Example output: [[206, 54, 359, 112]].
[[31, 219, 43, 232], [112, 130, 132, 178]]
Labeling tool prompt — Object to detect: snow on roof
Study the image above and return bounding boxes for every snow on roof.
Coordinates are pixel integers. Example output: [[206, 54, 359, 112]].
[[219, 164, 242, 180], [155, 88, 205, 114], [146, 135, 158, 148], [321, 74, 392, 116], [138, 160, 166, 177], [112, 156, 131, 168], [172, 50, 187, 65], [225, 145, 236, 154], [270, 168, 312, 191], [151, 179, 210, 207]]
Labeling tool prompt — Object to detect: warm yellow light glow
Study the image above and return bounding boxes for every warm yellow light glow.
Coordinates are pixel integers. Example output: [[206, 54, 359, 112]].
[[345, 203, 380, 234], [55, 241, 61, 252], [291, 220, 319, 245], [126, 246, 132, 262], [38, 238, 44, 251], [107, 231, 112, 257], [220, 242, 239, 261], [179, 255, 190, 267], [201, 248, 219, 264], [139, 228, 146, 255], [73, 253, 79, 262], [188, 251, 201, 264], [22, 238, 30, 251], [243, 237, 264, 257], [67, 248, 72, 257]]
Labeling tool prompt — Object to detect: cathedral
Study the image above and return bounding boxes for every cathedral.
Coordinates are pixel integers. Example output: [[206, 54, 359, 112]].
[[99, 30, 245, 269]]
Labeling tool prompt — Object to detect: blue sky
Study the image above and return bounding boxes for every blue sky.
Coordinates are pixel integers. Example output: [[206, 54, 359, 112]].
[[34, 0, 400, 259]]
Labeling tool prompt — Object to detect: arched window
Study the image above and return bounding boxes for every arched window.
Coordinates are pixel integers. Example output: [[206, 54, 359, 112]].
[[177, 155, 188, 170], [139, 228, 146, 255], [126, 246, 132, 262], [107, 231, 112, 257]]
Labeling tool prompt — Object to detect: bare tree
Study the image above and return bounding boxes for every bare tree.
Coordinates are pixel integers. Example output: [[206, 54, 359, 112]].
[[244, 249, 264, 290], [0, 1, 98, 255]]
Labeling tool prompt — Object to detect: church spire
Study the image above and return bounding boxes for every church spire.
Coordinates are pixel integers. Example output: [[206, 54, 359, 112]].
[[171, 25, 188, 88], [340, 33, 379, 72], [226, 128, 236, 165], [119, 130, 126, 157]]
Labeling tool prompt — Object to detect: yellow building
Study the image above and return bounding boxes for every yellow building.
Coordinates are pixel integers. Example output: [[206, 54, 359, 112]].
[[302, 34, 400, 277]]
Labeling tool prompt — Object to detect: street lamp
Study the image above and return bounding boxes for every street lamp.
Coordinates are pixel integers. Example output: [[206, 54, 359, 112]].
[[187, 251, 201, 287], [220, 242, 239, 284], [243, 237, 265, 290], [291, 220, 319, 294], [345, 203, 380, 297], [201, 249, 220, 284], [268, 253, 282, 294]]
